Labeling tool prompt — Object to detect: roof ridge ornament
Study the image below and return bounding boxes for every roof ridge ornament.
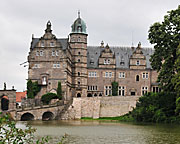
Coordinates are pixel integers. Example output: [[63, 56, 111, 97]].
[[78, 10, 80, 18], [45, 20, 52, 33]]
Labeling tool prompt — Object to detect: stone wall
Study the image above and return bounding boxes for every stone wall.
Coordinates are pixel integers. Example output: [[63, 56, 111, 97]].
[[61, 96, 140, 119]]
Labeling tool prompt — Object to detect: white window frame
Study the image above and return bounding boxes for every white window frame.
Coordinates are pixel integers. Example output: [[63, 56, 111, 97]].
[[105, 72, 109, 77], [50, 42, 54, 47], [40, 51, 43, 56], [118, 86, 125, 96], [104, 86, 112, 96], [41, 42, 45, 47], [56, 50, 59, 56], [119, 72, 125, 78], [52, 50, 55, 56], [142, 86, 148, 95], [142, 72, 148, 79]]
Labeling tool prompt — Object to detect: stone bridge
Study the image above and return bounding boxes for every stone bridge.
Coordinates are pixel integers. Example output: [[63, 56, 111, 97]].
[[15, 104, 65, 121]]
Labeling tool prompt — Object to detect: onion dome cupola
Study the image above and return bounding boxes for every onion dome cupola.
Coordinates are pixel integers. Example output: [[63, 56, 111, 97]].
[[71, 11, 87, 34]]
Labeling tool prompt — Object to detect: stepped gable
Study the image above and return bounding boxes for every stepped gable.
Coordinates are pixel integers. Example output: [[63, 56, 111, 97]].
[[87, 45, 154, 69]]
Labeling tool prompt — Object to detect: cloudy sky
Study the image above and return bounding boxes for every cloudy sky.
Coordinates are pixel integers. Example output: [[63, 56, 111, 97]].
[[0, 0, 179, 91]]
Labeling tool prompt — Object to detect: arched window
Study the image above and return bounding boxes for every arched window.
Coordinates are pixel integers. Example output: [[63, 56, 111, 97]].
[[94, 93, 97, 97], [77, 93, 81, 98], [99, 93, 102, 97], [136, 75, 140, 81], [78, 72, 80, 76], [87, 93, 92, 97]]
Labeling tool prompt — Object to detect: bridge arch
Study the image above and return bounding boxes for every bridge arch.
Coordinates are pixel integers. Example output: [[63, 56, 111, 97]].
[[1, 96, 9, 111], [21, 112, 34, 121], [42, 111, 54, 121]]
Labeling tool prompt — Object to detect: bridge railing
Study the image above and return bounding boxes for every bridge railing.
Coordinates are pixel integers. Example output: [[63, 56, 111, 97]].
[[16, 98, 64, 111]]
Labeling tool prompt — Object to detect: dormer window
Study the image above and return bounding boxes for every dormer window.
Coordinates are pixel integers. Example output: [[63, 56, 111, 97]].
[[136, 60, 140, 65], [120, 62, 125, 65], [50, 42, 54, 47], [104, 59, 110, 64], [41, 42, 45, 47]]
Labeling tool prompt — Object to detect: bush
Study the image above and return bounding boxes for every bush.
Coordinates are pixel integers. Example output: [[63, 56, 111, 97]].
[[130, 92, 176, 122], [41, 93, 58, 105]]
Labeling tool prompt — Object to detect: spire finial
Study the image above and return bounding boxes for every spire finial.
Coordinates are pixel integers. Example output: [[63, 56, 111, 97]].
[[78, 10, 80, 18], [45, 20, 52, 33]]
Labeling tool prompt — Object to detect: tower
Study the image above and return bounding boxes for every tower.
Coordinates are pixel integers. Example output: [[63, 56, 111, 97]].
[[69, 12, 88, 97]]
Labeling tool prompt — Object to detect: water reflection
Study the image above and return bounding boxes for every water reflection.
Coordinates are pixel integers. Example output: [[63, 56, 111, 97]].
[[17, 120, 180, 144]]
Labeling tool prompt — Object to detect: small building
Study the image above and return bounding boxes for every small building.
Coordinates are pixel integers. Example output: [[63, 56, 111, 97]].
[[16, 91, 27, 108]]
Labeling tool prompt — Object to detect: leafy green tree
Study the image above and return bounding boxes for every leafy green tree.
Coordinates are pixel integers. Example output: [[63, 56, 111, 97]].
[[33, 81, 41, 97], [27, 80, 34, 99], [148, 5, 180, 92], [111, 81, 118, 96], [172, 44, 180, 114], [57, 81, 62, 100]]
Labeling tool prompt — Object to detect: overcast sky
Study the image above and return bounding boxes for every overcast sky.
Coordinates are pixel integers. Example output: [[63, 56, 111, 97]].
[[0, 0, 179, 91]]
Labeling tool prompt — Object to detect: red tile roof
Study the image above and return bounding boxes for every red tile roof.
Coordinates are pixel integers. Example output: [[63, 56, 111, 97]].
[[16, 91, 26, 102]]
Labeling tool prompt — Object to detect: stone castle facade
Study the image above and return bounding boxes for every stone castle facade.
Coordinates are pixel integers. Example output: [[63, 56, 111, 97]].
[[28, 13, 159, 100]]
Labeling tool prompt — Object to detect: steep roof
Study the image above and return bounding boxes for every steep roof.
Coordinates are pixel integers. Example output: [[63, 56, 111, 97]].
[[87, 46, 154, 69], [30, 38, 68, 50], [16, 91, 26, 102]]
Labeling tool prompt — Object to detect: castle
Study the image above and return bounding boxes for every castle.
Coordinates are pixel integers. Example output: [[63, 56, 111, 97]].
[[28, 12, 159, 100]]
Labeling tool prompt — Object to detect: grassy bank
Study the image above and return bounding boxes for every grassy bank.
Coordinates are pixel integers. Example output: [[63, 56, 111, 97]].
[[81, 115, 134, 122]]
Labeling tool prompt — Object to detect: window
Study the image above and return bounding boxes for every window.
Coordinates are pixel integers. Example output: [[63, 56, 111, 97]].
[[42, 76, 47, 85], [78, 59, 80, 62], [78, 52, 81, 55], [78, 37, 81, 42], [131, 92, 136, 96], [88, 72, 97, 77], [120, 62, 125, 65], [50, 42, 54, 47], [119, 86, 125, 96], [56, 50, 59, 56], [136, 75, 140, 81], [41, 42, 44, 47], [119, 72, 125, 78], [36, 51, 39, 56], [105, 86, 112, 96], [153, 86, 161, 93], [40, 51, 43, 56], [104, 59, 110, 64], [109, 72, 112, 78], [33, 64, 40, 69], [142, 86, 148, 95], [105, 72, 113, 78], [142, 73, 148, 79], [78, 72, 80, 76], [52, 50, 55, 56], [136, 60, 140, 65], [53, 64, 60, 68], [105, 72, 109, 77]]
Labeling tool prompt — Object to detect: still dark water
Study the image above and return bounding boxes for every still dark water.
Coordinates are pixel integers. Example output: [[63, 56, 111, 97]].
[[17, 120, 180, 144]]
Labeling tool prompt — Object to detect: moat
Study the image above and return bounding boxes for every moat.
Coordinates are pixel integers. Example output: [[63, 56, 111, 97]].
[[17, 120, 180, 144]]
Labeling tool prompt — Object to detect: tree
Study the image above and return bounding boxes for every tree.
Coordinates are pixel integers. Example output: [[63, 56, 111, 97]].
[[148, 5, 180, 92], [57, 81, 62, 100], [27, 80, 41, 99], [41, 93, 58, 104], [112, 81, 118, 96], [27, 80, 34, 99]]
